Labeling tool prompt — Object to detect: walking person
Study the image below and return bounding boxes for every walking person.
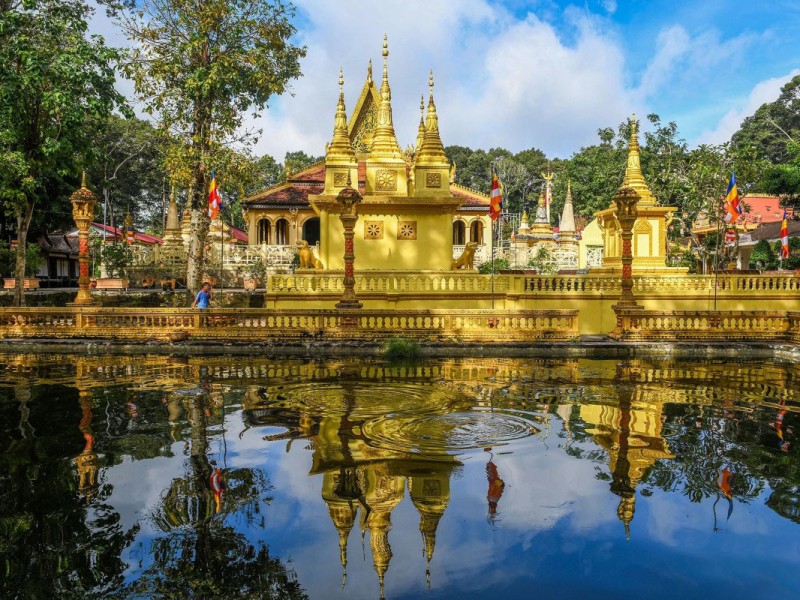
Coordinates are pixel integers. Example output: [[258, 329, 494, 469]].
[[192, 282, 213, 309]]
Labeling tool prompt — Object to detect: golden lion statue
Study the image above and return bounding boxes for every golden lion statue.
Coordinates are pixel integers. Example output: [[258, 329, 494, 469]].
[[297, 240, 323, 269], [452, 241, 478, 270]]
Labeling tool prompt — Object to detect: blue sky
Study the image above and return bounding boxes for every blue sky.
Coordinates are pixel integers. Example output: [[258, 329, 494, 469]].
[[91, 0, 800, 160]]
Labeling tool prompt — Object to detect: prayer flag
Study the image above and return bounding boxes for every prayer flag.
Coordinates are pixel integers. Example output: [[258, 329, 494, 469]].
[[723, 172, 741, 224], [780, 209, 790, 259], [208, 170, 222, 220], [490, 169, 503, 221]]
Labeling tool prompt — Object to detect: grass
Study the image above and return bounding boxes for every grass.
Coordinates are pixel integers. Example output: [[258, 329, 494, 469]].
[[383, 337, 421, 362]]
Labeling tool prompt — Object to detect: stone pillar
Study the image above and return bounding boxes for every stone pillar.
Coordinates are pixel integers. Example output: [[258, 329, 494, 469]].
[[611, 187, 641, 339], [70, 173, 97, 306], [614, 187, 640, 307], [335, 182, 362, 310]]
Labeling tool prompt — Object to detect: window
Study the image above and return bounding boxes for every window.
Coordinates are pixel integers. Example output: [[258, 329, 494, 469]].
[[452, 221, 466, 245], [470, 220, 484, 244], [275, 219, 290, 245], [257, 219, 272, 245]]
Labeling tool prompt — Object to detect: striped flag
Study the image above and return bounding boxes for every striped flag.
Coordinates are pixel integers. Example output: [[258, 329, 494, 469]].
[[208, 169, 222, 220], [723, 172, 742, 224], [780, 209, 790, 259], [490, 169, 503, 221]]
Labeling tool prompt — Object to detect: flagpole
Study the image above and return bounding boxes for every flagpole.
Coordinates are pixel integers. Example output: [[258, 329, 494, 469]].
[[491, 216, 495, 309], [220, 207, 224, 294]]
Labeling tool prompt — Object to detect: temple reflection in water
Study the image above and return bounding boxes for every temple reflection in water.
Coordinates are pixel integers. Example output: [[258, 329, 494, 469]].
[[0, 354, 798, 599]]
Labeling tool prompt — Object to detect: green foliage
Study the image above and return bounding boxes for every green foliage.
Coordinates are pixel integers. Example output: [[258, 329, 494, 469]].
[[14, 243, 44, 277], [100, 243, 133, 278], [120, 0, 306, 291], [749, 239, 777, 271], [383, 338, 420, 362], [0, 0, 125, 303], [762, 141, 800, 208], [527, 246, 557, 274], [282, 151, 323, 180], [0, 241, 12, 277], [478, 258, 510, 274], [246, 257, 266, 280]]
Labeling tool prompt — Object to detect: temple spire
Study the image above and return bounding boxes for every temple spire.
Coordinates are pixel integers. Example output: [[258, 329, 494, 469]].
[[415, 94, 425, 152], [368, 34, 403, 160], [415, 70, 449, 166], [621, 114, 656, 205], [559, 178, 576, 234], [326, 68, 357, 163]]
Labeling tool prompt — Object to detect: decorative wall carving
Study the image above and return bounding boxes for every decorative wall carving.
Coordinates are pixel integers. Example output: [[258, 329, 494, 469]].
[[364, 220, 384, 239], [333, 172, 348, 186], [426, 172, 441, 188], [376, 169, 397, 191], [397, 221, 417, 240]]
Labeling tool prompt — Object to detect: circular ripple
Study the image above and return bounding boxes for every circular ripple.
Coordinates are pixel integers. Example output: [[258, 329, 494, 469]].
[[362, 410, 541, 455]]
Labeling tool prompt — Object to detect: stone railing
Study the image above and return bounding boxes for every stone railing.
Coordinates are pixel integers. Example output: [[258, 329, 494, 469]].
[[130, 243, 300, 274], [269, 271, 511, 294], [0, 307, 579, 343], [790, 311, 800, 344], [522, 273, 800, 296], [612, 308, 793, 342]]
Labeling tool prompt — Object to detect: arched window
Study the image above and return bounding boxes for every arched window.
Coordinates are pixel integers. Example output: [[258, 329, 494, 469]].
[[302, 217, 321, 246], [470, 220, 484, 244], [452, 221, 466, 246], [257, 219, 272, 245], [275, 218, 290, 245]]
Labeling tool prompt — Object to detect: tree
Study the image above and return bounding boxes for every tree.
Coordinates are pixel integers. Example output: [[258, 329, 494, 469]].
[[120, 0, 306, 295], [749, 239, 777, 271], [87, 115, 165, 235], [0, 0, 125, 305], [762, 141, 800, 209], [732, 74, 800, 164]]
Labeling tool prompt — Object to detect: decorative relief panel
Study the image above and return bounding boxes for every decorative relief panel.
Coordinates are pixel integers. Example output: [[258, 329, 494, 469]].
[[425, 172, 441, 188], [364, 220, 384, 240], [333, 171, 348, 187], [376, 169, 397, 191], [397, 221, 417, 240]]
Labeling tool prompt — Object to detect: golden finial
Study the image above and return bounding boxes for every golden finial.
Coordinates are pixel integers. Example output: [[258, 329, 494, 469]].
[[339, 66, 344, 91], [81, 171, 87, 188], [382, 33, 388, 58], [346, 170, 352, 188], [420, 94, 425, 116], [367, 59, 373, 84], [620, 111, 655, 205]]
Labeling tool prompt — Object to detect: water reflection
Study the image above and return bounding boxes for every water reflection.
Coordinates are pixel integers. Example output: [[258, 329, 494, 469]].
[[0, 355, 798, 599]]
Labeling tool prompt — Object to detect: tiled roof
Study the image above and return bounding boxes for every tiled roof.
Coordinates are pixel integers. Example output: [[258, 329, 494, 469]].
[[740, 195, 794, 224], [228, 225, 248, 243], [66, 223, 163, 245], [244, 163, 489, 212], [39, 234, 79, 257], [743, 218, 800, 243]]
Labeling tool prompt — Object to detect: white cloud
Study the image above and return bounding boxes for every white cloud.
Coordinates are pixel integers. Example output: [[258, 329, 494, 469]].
[[696, 69, 800, 145]]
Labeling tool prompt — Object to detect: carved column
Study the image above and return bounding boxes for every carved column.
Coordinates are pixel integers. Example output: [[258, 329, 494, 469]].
[[611, 187, 641, 339], [70, 173, 97, 306], [335, 182, 363, 311], [615, 187, 640, 307]]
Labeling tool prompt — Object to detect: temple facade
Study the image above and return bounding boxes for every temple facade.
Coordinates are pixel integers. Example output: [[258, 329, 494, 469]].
[[243, 37, 491, 271]]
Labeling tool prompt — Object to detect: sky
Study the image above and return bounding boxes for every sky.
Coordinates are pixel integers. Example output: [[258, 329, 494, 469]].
[[90, 0, 800, 161]]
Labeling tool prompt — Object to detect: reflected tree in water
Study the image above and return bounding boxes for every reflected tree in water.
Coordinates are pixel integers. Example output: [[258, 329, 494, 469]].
[[117, 384, 307, 600], [0, 385, 136, 600]]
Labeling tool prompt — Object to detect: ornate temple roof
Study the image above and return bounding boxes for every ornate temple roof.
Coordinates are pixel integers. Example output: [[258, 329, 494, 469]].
[[245, 162, 488, 212]]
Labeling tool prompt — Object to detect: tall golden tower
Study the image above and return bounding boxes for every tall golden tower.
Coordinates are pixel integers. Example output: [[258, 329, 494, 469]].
[[364, 35, 408, 196], [592, 114, 679, 273], [413, 71, 451, 197], [323, 68, 359, 196]]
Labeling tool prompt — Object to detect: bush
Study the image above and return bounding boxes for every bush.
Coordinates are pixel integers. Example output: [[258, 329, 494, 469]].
[[749, 239, 776, 271], [7, 243, 45, 277], [477, 258, 510, 274], [383, 337, 420, 362], [100, 243, 133, 278]]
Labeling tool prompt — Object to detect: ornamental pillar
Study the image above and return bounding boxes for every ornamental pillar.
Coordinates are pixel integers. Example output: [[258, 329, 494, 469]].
[[70, 173, 97, 306], [614, 187, 640, 307], [611, 187, 641, 339], [335, 180, 363, 311]]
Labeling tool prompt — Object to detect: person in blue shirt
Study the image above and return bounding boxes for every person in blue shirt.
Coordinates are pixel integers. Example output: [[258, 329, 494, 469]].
[[192, 282, 213, 309]]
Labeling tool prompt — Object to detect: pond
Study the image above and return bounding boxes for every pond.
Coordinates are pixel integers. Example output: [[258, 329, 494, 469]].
[[0, 353, 798, 599]]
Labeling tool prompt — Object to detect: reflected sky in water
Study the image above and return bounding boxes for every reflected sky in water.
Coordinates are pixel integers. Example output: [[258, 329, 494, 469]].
[[0, 355, 798, 599]]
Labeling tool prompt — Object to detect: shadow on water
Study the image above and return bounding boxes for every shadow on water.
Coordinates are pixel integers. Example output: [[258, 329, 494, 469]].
[[0, 354, 798, 599]]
